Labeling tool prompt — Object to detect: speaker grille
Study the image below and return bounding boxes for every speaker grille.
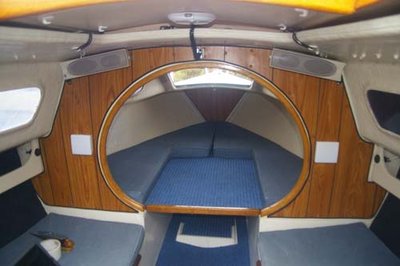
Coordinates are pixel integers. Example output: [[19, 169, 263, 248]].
[[68, 59, 99, 76], [100, 54, 123, 68], [62, 49, 130, 79], [303, 59, 336, 77], [274, 54, 300, 68], [270, 49, 345, 81]]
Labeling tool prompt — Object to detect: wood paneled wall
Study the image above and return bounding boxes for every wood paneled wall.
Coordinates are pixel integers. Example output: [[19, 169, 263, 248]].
[[32, 47, 386, 217], [186, 89, 244, 121]]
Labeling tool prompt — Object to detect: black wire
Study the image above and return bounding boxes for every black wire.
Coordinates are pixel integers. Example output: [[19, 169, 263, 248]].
[[77, 32, 93, 55], [292, 32, 318, 53], [190, 25, 201, 60]]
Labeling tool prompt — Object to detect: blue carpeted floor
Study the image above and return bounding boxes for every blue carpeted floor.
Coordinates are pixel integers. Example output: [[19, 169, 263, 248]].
[[145, 158, 265, 209], [181, 215, 235, 238], [157, 215, 250, 266]]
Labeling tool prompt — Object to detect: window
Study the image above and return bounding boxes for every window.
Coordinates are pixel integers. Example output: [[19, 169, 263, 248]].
[[367, 90, 400, 135], [0, 87, 41, 133], [169, 68, 253, 89]]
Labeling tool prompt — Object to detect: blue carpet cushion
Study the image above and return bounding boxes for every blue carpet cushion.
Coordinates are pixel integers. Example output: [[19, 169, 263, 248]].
[[157, 215, 250, 266], [145, 158, 265, 209], [0, 213, 144, 266], [254, 148, 302, 206], [214, 122, 302, 205], [258, 223, 400, 266], [109, 121, 302, 208], [180, 215, 235, 238], [213, 122, 261, 158], [108, 144, 170, 203], [159, 122, 215, 157], [107, 122, 215, 203]]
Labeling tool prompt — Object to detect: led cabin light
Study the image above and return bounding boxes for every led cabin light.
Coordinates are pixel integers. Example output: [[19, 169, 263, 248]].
[[168, 12, 216, 26]]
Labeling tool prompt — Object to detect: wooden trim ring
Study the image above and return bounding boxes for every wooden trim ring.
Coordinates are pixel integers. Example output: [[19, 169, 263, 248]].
[[97, 60, 311, 216]]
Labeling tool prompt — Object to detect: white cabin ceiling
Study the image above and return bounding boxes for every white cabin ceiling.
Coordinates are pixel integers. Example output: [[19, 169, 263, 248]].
[[3, 0, 400, 33], [0, 1, 399, 64]]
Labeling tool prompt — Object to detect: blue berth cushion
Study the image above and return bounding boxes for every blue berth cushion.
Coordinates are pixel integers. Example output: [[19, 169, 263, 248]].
[[145, 157, 265, 209], [107, 122, 215, 203], [0, 213, 144, 266], [108, 144, 170, 202], [254, 148, 302, 206], [258, 223, 400, 266], [214, 122, 302, 205], [108, 121, 303, 207], [213, 122, 260, 158], [158, 122, 215, 157]]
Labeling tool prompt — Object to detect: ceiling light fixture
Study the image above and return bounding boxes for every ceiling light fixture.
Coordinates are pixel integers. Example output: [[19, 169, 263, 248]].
[[168, 12, 216, 26]]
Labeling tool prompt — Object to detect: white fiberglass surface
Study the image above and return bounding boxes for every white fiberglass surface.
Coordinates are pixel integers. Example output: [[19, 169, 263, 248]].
[[0, 87, 41, 133]]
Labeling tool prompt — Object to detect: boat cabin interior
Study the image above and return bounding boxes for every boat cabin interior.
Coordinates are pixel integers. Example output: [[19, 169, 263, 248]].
[[1, 1, 400, 265]]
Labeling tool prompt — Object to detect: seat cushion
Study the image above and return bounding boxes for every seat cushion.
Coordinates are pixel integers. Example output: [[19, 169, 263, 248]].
[[254, 147, 302, 206], [0, 213, 144, 266], [108, 144, 170, 203], [214, 122, 302, 205], [145, 157, 265, 208], [213, 122, 261, 158], [159, 122, 215, 157], [107, 122, 215, 203], [258, 223, 400, 266], [109, 121, 302, 207]]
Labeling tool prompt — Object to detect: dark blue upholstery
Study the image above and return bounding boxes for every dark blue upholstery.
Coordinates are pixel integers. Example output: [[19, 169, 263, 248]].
[[108, 121, 302, 207], [255, 149, 302, 205], [214, 122, 302, 205], [107, 122, 215, 203], [108, 144, 170, 202], [0, 213, 144, 266], [180, 215, 235, 238], [157, 215, 250, 266], [213, 122, 259, 158], [258, 223, 400, 266], [158, 122, 215, 157], [145, 157, 265, 208]]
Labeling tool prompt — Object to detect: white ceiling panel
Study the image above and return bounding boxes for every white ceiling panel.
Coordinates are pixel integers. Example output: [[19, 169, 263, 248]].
[[9, 0, 338, 32]]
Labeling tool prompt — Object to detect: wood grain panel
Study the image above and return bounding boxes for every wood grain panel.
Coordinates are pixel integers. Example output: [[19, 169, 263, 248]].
[[272, 69, 320, 138], [89, 66, 133, 211], [272, 69, 320, 217], [329, 95, 377, 217], [225, 47, 272, 79], [273, 140, 316, 217], [174, 47, 194, 62], [306, 80, 344, 217], [174, 46, 225, 62], [202, 46, 225, 60], [315, 80, 344, 140], [59, 78, 102, 209], [132, 48, 174, 80], [174, 46, 240, 121], [33, 47, 386, 217], [146, 205, 260, 216], [185, 89, 244, 121], [40, 113, 73, 206]]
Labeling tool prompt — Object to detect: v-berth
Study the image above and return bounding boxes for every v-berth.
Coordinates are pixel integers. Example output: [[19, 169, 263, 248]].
[[99, 62, 310, 215], [1, 1, 400, 265]]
